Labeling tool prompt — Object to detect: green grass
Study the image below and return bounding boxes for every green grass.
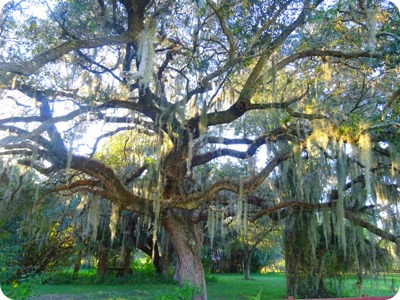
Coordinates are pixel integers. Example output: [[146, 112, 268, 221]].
[[2, 272, 398, 300], [207, 273, 286, 300], [324, 274, 398, 298]]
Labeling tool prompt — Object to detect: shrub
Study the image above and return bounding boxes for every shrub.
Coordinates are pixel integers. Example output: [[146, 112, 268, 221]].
[[157, 281, 201, 300]]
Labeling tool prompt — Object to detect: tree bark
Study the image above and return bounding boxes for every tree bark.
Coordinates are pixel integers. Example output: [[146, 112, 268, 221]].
[[123, 248, 132, 276], [162, 209, 207, 300], [242, 254, 252, 280], [160, 244, 173, 276], [97, 247, 108, 276], [73, 251, 82, 274]]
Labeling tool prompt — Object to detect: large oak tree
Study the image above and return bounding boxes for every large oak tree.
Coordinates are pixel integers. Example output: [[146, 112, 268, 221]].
[[0, 0, 399, 298]]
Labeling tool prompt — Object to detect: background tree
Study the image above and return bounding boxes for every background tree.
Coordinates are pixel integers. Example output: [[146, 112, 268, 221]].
[[0, 162, 76, 283], [0, 0, 399, 299]]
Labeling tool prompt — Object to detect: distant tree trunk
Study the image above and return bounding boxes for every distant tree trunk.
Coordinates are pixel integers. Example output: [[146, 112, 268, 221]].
[[123, 248, 132, 276], [152, 242, 163, 275], [242, 254, 252, 280], [160, 241, 174, 276], [162, 209, 207, 300], [72, 246, 83, 274], [73, 251, 81, 274], [97, 247, 108, 275], [241, 236, 265, 280], [316, 248, 329, 297]]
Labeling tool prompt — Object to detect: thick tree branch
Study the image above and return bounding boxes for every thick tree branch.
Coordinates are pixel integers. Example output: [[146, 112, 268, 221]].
[[344, 210, 400, 245], [0, 125, 53, 150], [284, 107, 326, 120], [203, 136, 254, 145], [172, 152, 291, 209], [192, 127, 289, 167], [250, 200, 400, 245], [0, 35, 133, 86], [49, 179, 104, 193], [124, 163, 149, 185], [276, 50, 379, 71], [69, 155, 148, 212], [377, 31, 400, 42]]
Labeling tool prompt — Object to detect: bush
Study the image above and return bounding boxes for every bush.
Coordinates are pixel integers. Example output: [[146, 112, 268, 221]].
[[157, 281, 201, 300], [131, 256, 156, 276], [5, 273, 48, 300]]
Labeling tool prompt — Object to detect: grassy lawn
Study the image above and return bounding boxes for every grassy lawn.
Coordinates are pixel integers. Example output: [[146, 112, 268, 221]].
[[207, 273, 286, 299], [2, 273, 398, 299]]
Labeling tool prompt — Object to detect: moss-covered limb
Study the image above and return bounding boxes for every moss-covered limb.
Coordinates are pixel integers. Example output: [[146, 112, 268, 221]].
[[192, 130, 298, 167], [0, 127, 68, 169], [190, 82, 310, 138], [38, 96, 68, 157], [251, 200, 400, 245], [195, 126, 288, 149], [344, 210, 400, 245], [250, 201, 333, 223], [69, 155, 148, 212], [124, 163, 149, 185], [101, 98, 161, 122], [170, 152, 291, 210], [191, 135, 267, 167], [0, 99, 159, 155], [276, 50, 379, 73], [48, 179, 104, 193], [0, 36, 133, 86], [0, 128, 50, 152], [329, 174, 365, 201], [367, 121, 400, 133], [284, 107, 326, 120]]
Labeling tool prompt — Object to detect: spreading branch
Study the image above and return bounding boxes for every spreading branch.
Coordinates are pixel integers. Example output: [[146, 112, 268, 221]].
[[250, 200, 400, 245], [173, 152, 292, 209], [0, 35, 133, 86]]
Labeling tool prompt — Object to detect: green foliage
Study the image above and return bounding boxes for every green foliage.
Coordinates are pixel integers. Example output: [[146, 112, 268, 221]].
[[5, 281, 33, 300], [0, 221, 24, 284], [338, 113, 365, 139], [4, 273, 48, 300], [37, 266, 170, 286], [131, 257, 156, 276], [156, 281, 201, 300]]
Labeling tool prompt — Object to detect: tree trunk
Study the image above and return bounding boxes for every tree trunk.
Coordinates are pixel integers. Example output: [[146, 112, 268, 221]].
[[123, 248, 132, 276], [162, 209, 207, 300], [242, 253, 252, 280], [160, 241, 173, 276], [151, 242, 163, 275], [97, 247, 108, 275], [73, 249, 82, 274]]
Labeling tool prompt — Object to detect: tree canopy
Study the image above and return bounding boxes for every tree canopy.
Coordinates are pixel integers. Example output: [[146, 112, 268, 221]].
[[0, 0, 399, 299]]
